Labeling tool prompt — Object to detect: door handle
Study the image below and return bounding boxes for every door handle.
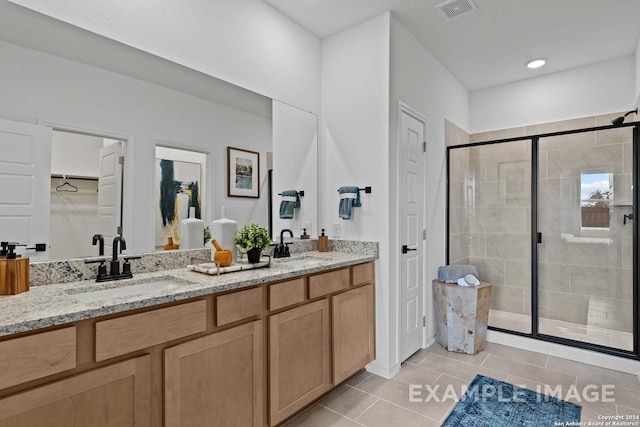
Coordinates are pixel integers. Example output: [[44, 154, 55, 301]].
[[624, 213, 634, 225], [402, 245, 417, 254]]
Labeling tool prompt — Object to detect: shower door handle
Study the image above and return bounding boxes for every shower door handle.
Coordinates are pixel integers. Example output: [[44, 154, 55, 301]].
[[624, 213, 634, 225]]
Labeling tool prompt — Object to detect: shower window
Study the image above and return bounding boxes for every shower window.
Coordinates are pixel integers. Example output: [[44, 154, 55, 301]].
[[579, 171, 612, 229]]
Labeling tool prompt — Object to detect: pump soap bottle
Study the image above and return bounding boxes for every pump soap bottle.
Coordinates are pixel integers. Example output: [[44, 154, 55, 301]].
[[318, 229, 329, 252], [0, 243, 29, 295]]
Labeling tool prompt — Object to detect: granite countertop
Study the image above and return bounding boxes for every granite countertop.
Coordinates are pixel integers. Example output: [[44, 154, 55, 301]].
[[0, 251, 376, 337]]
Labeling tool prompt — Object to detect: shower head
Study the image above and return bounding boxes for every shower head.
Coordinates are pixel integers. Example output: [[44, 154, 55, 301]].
[[611, 108, 638, 126]]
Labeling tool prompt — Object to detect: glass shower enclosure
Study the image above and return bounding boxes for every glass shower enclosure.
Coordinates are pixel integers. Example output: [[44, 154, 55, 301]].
[[447, 122, 638, 358]]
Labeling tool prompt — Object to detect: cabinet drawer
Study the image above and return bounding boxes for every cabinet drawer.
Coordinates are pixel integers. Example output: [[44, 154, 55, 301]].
[[216, 287, 262, 326], [352, 262, 374, 286], [269, 278, 305, 311], [308, 268, 350, 299], [95, 301, 206, 362], [0, 327, 76, 389]]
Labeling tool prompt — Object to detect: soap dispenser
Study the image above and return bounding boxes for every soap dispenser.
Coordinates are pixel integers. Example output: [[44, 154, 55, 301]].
[[318, 229, 329, 252], [0, 243, 29, 295]]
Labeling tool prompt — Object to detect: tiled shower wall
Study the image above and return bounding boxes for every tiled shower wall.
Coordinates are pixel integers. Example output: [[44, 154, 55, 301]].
[[446, 113, 633, 332]]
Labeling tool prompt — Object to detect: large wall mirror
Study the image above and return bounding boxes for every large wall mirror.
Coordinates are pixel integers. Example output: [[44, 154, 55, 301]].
[[0, 3, 318, 261]]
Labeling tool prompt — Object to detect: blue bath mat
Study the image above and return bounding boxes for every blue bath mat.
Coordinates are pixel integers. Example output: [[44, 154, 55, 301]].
[[442, 375, 581, 427]]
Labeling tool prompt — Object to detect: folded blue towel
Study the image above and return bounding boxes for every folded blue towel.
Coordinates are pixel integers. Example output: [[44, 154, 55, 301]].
[[279, 190, 300, 219], [437, 265, 479, 283], [338, 186, 361, 220]]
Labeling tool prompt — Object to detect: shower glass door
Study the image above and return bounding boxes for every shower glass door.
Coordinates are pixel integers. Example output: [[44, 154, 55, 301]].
[[448, 140, 532, 334], [537, 126, 635, 351]]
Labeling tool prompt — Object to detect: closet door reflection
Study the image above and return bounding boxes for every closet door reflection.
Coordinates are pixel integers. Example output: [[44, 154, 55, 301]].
[[537, 127, 634, 351], [448, 140, 532, 334]]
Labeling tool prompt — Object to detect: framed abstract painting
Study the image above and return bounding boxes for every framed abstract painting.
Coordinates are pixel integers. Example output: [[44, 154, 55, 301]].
[[227, 146, 260, 198]]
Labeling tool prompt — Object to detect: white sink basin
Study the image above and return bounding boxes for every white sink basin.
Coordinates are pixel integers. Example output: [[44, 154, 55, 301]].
[[69, 277, 186, 303]]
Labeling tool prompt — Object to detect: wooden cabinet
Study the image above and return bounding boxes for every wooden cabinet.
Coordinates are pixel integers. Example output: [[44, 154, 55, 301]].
[[164, 320, 264, 427], [332, 284, 375, 384], [0, 355, 150, 427], [0, 261, 376, 427], [269, 299, 331, 426]]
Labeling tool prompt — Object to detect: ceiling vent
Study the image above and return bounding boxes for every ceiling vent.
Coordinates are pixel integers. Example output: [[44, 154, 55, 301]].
[[436, 0, 477, 20]]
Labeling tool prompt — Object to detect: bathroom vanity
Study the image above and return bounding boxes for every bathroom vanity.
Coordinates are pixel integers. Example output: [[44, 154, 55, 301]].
[[0, 251, 376, 426]]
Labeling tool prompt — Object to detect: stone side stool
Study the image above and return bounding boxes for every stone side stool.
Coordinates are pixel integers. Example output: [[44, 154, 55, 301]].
[[433, 280, 491, 355]]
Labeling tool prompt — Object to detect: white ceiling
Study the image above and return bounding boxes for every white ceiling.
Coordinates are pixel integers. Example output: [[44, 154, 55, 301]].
[[264, 0, 640, 90]]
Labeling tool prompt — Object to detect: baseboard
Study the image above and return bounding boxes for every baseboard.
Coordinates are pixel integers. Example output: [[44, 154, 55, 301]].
[[487, 330, 640, 376], [366, 361, 400, 379]]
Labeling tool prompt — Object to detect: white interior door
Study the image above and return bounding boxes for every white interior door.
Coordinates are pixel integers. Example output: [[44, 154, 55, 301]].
[[0, 119, 52, 261], [98, 141, 123, 255], [399, 109, 425, 361]]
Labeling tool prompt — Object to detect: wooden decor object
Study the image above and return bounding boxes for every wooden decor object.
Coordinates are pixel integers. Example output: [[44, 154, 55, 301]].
[[211, 239, 232, 267], [433, 280, 491, 355], [0, 257, 29, 295]]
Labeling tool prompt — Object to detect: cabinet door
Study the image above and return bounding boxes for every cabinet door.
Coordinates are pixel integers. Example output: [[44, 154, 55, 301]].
[[0, 355, 150, 427], [269, 299, 331, 425], [332, 284, 375, 384], [164, 320, 264, 427]]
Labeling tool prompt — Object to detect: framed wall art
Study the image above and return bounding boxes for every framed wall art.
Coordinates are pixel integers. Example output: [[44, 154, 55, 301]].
[[227, 146, 260, 198]]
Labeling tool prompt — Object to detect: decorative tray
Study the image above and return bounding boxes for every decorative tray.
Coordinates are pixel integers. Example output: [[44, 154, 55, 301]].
[[187, 255, 272, 276]]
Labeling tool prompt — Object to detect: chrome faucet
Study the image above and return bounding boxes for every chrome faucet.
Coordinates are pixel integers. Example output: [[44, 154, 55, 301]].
[[92, 234, 104, 256], [274, 229, 294, 258]]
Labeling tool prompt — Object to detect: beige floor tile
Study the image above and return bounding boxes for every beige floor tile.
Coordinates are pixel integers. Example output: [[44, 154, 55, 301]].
[[548, 356, 640, 392], [418, 353, 506, 382], [483, 354, 576, 387], [395, 363, 441, 386], [423, 343, 489, 366], [484, 342, 548, 367], [355, 374, 456, 422], [610, 387, 640, 411], [617, 405, 640, 416], [343, 369, 372, 387], [282, 404, 361, 427], [431, 374, 470, 397], [356, 399, 438, 427], [318, 385, 378, 421], [404, 348, 430, 365]]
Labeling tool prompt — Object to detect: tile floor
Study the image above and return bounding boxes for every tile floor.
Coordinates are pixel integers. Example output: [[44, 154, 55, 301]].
[[283, 342, 640, 426]]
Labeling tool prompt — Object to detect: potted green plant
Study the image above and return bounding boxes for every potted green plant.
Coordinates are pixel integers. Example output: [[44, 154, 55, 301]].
[[234, 222, 271, 263]]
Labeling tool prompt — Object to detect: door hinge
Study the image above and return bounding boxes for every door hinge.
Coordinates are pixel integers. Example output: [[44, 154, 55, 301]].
[[117, 226, 123, 235], [423, 141, 426, 152], [423, 316, 426, 327], [423, 229, 427, 240], [118, 156, 125, 165]]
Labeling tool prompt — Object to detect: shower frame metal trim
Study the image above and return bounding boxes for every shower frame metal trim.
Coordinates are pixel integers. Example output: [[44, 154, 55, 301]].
[[445, 121, 640, 361]]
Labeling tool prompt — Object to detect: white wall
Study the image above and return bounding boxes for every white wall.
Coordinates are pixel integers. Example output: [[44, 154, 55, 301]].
[[51, 131, 102, 177], [636, 36, 640, 106], [320, 13, 391, 376], [8, 0, 322, 114], [470, 56, 636, 133], [272, 101, 318, 238], [389, 15, 470, 357], [49, 179, 99, 259], [0, 40, 272, 255]]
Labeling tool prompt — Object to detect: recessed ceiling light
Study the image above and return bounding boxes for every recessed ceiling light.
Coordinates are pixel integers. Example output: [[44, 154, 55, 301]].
[[526, 58, 547, 69]]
